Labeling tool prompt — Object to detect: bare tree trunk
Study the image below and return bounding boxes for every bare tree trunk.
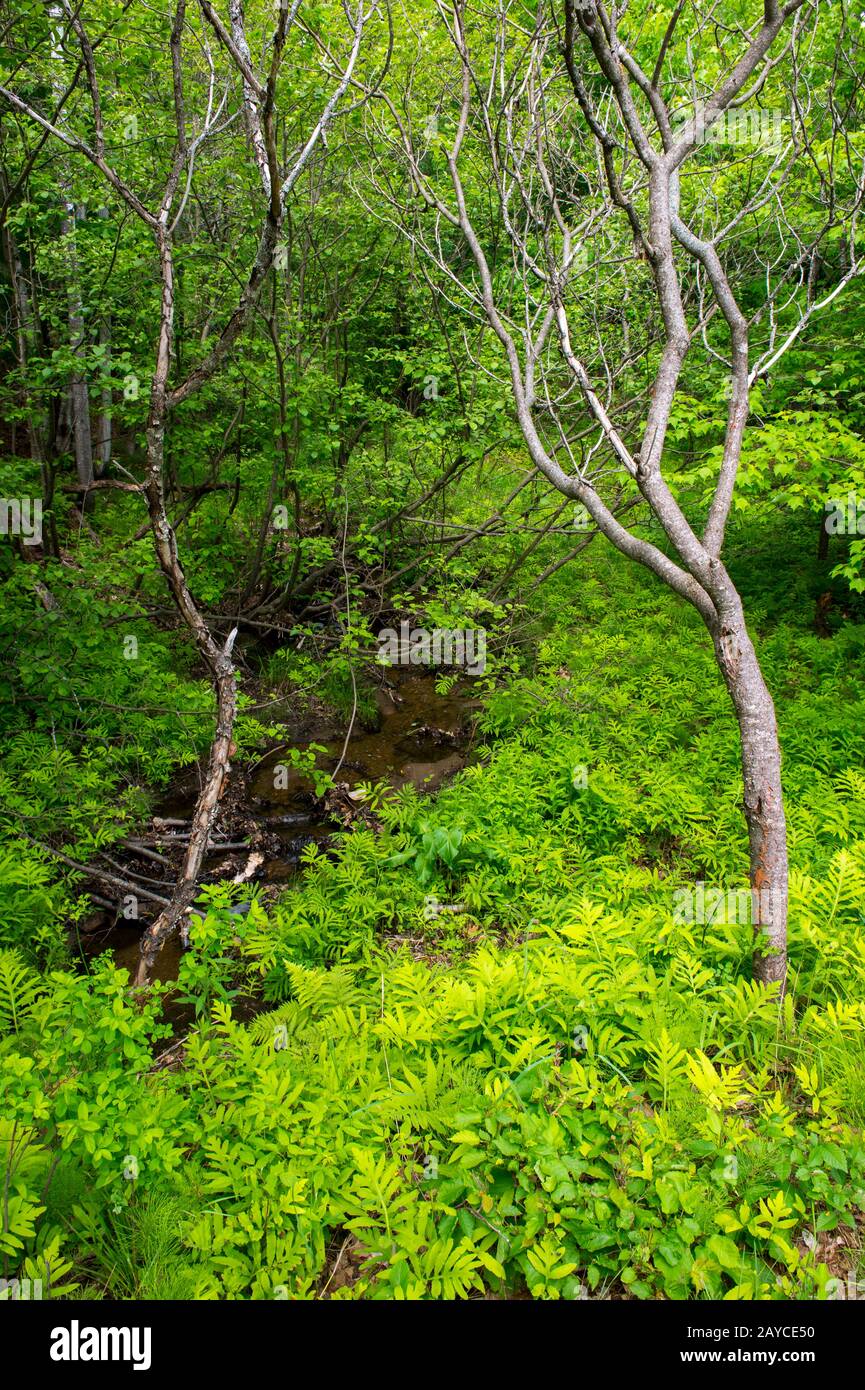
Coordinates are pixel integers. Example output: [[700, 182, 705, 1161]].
[[817, 513, 829, 565], [133, 227, 240, 987], [95, 314, 112, 476], [61, 196, 93, 493], [366, 0, 858, 992], [3, 0, 374, 988], [2, 206, 45, 468], [49, 5, 93, 493], [1, 177, 60, 558], [241, 283, 297, 604], [133, 637, 237, 984], [131, 1, 368, 984], [706, 592, 788, 985]]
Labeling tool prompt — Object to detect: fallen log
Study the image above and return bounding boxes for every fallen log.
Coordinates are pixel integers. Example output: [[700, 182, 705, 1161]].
[[22, 835, 171, 907], [121, 841, 172, 866]]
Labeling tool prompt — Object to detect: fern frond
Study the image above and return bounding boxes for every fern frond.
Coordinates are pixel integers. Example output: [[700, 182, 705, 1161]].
[[0, 949, 42, 1035]]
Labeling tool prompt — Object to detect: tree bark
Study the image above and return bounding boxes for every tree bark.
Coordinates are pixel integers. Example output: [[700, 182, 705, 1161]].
[[49, 6, 93, 494], [133, 227, 240, 986], [817, 512, 829, 564], [706, 591, 788, 986], [95, 314, 112, 476], [61, 195, 93, 493]]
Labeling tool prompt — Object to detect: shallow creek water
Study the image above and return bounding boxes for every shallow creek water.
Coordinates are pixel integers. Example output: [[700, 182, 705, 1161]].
[[94, 672, 481, 986]]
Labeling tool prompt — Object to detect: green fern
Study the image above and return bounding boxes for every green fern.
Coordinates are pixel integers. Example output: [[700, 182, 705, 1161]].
[[0, 949, 42, 1035], [645, 1027, 689, 1110]]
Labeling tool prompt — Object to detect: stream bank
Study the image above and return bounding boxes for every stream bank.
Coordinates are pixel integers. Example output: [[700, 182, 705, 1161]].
[[74, 669, 483, 985]]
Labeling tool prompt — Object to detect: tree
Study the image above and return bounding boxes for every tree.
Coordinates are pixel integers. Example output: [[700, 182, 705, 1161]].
[[364, 0, 865, 987], [1, 0, 381, 982], [49, 3, 94, 496]]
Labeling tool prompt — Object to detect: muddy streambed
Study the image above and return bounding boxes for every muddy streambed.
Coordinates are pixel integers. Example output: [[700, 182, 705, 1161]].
[[79, 672, 481, 987]]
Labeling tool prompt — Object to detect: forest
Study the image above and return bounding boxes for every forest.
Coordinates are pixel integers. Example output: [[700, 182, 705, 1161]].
[[1, 0, 865, 1325]]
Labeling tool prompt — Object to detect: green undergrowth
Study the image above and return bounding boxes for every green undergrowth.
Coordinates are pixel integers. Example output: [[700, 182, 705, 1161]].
[[2, 540, 865, 1300], [0, 545, 277, 966]]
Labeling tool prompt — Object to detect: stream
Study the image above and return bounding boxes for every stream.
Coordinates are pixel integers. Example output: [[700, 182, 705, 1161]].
[[80, 671, 482, 986]]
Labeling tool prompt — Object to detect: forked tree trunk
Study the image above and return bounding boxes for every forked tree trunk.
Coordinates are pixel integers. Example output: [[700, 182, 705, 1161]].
[[133, 230, 240, 987], [375, 0, 827, 995], [3, 0, 370, 992]]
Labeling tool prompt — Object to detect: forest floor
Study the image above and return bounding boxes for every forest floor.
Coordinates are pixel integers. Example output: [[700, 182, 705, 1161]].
[[3, 528, 865, 1302]]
